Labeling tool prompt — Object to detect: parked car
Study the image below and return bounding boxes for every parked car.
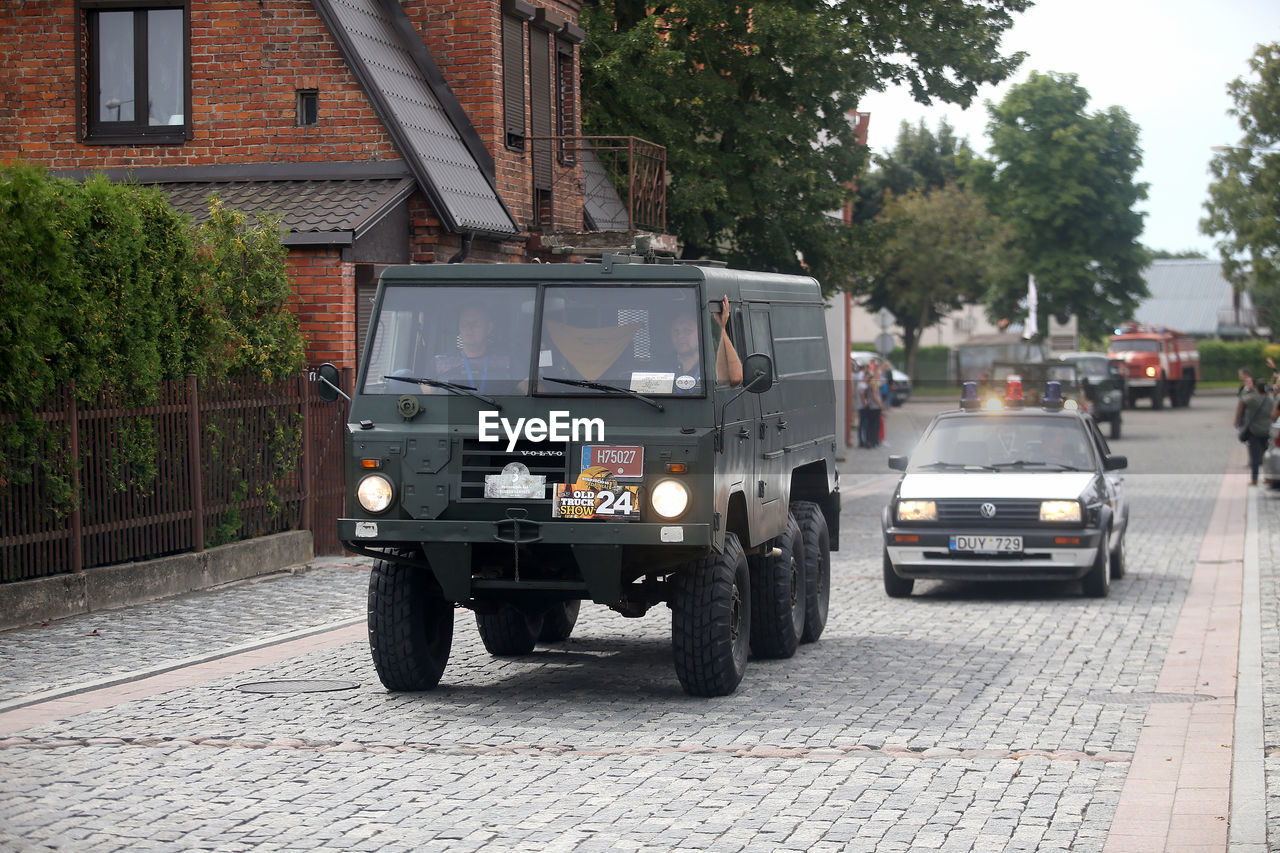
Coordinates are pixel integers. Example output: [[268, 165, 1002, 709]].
[[851, 350, 911, 406], [1263, 420, 1280, 489], [1057, 352, 1126, 440], [881, 379, 1129, 598]]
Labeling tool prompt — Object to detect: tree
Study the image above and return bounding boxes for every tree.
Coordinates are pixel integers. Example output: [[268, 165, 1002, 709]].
[[852, 119, 975, 223], [1201, 42, 1280, 334], [973, 72, 1149, 339], [865, 182, 1015, 376], [581, 0, 1030, 291]]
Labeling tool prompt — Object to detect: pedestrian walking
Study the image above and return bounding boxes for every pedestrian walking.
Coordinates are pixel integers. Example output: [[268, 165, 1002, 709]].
[[1238, 376, 1273, 485], [864, 361, 885, 448], [855, 360, 870, 448]]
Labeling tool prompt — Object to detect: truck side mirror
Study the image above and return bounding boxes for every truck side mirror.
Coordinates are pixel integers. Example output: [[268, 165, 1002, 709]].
[[742, 353, 774, 393], [316, 362, 343, 403]]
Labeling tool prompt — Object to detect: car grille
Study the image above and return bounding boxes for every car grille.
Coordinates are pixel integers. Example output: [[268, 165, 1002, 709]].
[[460, 439, 569, 500], [935, 499, 1045, 526]]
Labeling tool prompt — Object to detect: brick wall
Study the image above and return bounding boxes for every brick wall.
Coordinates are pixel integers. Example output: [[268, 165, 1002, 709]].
[[288, 248, 355, 370], [1, 0, 401, 170]]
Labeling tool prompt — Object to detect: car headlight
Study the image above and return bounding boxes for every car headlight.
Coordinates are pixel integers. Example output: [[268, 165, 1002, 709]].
[[357, 474, 395, 513], [896, 500, 937, 522], [1039, 500, 1081, 522], [650, 479, 690, 519]]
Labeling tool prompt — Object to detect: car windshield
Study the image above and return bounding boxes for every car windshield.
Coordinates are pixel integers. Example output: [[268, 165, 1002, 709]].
[[1070, 358, 1109, 378], [537, 285, 706, 396], [1110, 339, 1159, 353], [909, 416, 1095, 471], [361, 285, 537, 396]]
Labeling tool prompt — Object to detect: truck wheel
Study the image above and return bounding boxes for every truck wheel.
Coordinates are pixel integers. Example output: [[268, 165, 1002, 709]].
[[476, 605, 544, 656], [1110, 415, 1121, 440], [671, 532, 751, 696], [790, 501, 830, 643], [748, 514, 806, 659], [1151, 380, 1165, 409], [883, 549, 914, 598], [1082, 540, 1111, 598], [368, 555, 454, 691], [538, 600, 581, 643]]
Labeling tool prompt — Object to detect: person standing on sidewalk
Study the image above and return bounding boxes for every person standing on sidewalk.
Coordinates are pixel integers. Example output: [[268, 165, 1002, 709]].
[[855, 359, 870, 448], [864, 361, 885, 449], [1238, 376, 1273, 485]]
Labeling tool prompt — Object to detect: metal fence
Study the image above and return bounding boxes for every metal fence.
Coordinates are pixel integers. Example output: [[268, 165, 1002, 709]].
[[0, 370, 350, 584]]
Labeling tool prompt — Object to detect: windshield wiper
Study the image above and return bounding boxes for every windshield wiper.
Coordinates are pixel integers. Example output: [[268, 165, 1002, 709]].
[[542, 376, 664, 411], [383, 375, 501, 409], [991, 459, 1085, 471], [916, 461, 997, 471]]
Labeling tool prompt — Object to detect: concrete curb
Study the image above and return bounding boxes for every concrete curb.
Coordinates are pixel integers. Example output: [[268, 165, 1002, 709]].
[[0, 531, 314, 632], [1231, 485, 1267, 850]]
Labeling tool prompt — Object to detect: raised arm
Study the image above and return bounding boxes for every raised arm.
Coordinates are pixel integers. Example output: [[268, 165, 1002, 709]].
[[714, 294, 743, 387]]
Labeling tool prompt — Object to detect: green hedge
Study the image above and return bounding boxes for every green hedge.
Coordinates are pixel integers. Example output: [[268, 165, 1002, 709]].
[[1195, 340, 1280, 382], [0, 164, 305, 509]]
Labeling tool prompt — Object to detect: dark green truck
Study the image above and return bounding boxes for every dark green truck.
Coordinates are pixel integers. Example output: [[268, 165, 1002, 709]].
[[318, 256, 841, 696]]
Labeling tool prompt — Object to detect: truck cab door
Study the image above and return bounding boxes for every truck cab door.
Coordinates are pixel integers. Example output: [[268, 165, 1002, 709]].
[[746, 303, 788, 540]]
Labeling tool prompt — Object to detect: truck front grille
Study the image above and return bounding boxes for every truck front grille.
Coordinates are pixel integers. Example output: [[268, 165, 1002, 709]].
[[460, 439, 570, 500]]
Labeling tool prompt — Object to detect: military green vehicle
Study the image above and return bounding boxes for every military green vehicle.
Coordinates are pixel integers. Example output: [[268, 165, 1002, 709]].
[[317, 256, 841, 696]]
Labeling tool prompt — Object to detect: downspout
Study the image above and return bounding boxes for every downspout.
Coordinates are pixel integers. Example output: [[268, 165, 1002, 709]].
[[448, 232, 473, 263]]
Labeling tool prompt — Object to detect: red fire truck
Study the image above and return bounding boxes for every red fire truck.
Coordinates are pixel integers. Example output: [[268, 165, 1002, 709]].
[[1107, 322, 1199, 409]]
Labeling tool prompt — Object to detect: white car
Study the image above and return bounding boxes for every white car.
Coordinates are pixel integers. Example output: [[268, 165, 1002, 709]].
[[851, 351, 911, 406], [881, 380, 1129, 598]]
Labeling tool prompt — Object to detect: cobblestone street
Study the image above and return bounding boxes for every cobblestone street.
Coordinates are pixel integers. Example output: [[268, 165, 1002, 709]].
[[0, 392, 1270, 852]]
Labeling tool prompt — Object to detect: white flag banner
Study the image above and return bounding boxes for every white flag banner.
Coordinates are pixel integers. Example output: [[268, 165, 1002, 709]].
[[1023, 274, 1038, 340]]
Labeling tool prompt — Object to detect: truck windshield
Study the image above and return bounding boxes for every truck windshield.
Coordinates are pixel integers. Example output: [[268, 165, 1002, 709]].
[[361, 285, 536, 396], [1110, 340, 1159, 353], [536, 285, 706, 396]]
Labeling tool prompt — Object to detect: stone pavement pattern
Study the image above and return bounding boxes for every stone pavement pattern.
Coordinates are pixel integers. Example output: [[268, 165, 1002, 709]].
[[0, 396, 1258, 851]]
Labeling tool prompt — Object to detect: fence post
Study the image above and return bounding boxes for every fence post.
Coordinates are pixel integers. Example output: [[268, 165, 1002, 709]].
[[300, 372, 313, 536], [68, 383, 83, 574], [186, 373, 204, 552]]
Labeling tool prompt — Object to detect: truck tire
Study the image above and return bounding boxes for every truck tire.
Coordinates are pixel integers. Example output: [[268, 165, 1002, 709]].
[[538, 600, 581, 643], [748, 514, 806, 659], [883, 549, 914, 598], [790, 500, 831, 643], [1151, 379, 1165, 409], [671, 532, 751, 696], [368, 555, 454, 691], [1082, 540, 1111, 598], [476, 605, 544, 656]]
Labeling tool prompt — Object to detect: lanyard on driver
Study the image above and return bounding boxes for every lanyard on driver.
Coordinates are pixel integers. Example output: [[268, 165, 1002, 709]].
[[463, 354, 488, 392]]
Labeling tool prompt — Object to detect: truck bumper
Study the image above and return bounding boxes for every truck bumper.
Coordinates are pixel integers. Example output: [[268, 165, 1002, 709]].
[[339, 517, 712, 603]]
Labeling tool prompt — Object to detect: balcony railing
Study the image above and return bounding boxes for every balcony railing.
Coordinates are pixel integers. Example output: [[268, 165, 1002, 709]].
[[528, 136, 667, 234]]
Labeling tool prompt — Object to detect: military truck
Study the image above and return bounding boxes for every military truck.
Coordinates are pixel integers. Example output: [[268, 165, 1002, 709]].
[[317, 256, 841, 696]]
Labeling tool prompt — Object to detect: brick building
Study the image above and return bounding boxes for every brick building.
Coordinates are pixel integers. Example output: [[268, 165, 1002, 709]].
[[1, 0, 665, 369]]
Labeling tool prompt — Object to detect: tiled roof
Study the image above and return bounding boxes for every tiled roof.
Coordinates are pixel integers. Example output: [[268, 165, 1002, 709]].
[[160, 178, 414, 245], [312, 0, 519, 238], [1136, 259, 1257, 336]]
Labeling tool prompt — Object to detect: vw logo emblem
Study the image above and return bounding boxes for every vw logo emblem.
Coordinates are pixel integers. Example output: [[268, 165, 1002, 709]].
[[980, 502, 997, 519]]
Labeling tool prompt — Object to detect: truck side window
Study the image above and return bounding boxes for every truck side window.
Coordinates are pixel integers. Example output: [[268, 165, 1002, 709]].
[[748, 307, 773, 365]]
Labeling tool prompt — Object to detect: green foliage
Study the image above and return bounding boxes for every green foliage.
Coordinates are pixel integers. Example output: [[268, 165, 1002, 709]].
[[864, 182, 1015, 376], [972, 72, 1150, 340], [853, 120, 976, 223], [1201, 42, 1280, 333], [1195, 339, 1269, 382], [581, 0, 1030, 292], [890, 344, 951, 383], [1148, 248, 1209, 260], [0, 164, 306, 516]]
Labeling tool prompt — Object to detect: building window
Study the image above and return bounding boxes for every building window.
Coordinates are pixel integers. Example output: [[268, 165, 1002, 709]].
[[297, 90, 319, 126], [83, 3, 188, 143]]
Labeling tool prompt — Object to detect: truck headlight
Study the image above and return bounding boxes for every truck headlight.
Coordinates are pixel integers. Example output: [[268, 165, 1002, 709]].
[[1040, 500, 1081, 522], [896, 500, 936, 522], [650, 480, 690, 519], [1145, 366, 1157, 377], [357, 474, 395, 513]]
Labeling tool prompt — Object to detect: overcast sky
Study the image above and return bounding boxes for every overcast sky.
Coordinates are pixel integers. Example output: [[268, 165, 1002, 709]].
[[857, 0, 1280, 255]]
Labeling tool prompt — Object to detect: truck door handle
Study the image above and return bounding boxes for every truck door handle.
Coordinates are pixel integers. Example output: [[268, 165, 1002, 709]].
[[737, 427, 751, 439], [777, 419, 788, 431]]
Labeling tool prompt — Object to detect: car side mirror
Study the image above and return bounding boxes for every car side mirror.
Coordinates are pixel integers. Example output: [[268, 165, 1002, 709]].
[[888, 455, 909, 471], [1103, 454, 1127, 471], [316, 362, 345, 403], [742, 353, 774, 393]]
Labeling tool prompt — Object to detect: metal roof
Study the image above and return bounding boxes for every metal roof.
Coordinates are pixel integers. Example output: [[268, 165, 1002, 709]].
[[159, 178, 414, 246], [312, 0, 519, 238], [1135, 259, 1255, 336]]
